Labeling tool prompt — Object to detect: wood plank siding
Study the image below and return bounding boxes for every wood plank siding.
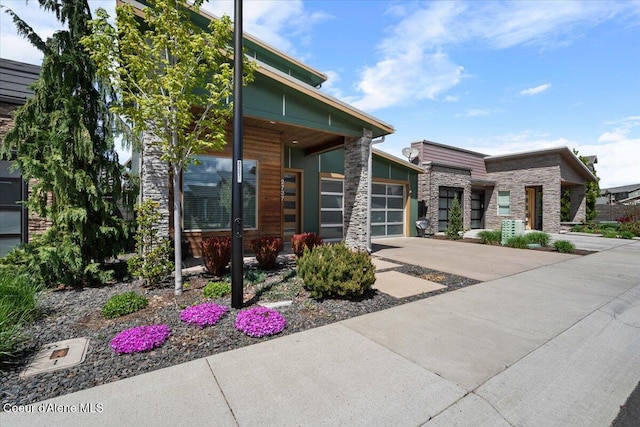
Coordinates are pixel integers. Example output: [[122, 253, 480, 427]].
[[412, 140, 489, 181], [172, 124, 283, 257]]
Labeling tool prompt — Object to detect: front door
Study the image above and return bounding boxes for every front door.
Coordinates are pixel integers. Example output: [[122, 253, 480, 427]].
[[525, 186, 542, 230], [471, 190, 485, 229], [282, 169, 302, 240]]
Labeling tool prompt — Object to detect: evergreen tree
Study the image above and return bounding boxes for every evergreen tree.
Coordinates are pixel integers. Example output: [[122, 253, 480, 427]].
[[573, 149, 601, 222], [445, 194, 463, 240], [1, 0, 129, 286], [82, 0, 256, 295]]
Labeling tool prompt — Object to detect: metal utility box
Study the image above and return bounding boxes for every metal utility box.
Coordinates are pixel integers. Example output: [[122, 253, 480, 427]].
[[501, 220, 525, 245]]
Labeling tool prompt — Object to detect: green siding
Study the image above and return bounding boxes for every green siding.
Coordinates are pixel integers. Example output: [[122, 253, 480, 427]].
[[290, 147, 421, 237], [320, 150, 344, 174]]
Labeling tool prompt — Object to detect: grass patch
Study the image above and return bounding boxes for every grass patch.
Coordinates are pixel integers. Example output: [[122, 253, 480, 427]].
[[477, 230, 502, 245], [0, 272, 41, 359], [554, 240, 576, 253]]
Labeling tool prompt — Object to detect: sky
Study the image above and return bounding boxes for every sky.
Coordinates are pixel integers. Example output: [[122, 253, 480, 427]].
[[1, 0, 639, 189]]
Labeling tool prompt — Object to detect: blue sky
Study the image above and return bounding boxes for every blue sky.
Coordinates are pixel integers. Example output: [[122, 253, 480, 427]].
[[1, 0, 639, 188]]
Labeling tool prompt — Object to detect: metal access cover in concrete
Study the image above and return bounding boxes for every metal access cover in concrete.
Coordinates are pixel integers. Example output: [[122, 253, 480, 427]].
[[22, 337, 90, 377]]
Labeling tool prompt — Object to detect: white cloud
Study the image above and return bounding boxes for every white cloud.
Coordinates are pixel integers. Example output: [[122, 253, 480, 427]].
[[456, 109, 490, 118], [519, 83, 552, 96], [0, 1, 328, 66], [444, 95, 459, 102], [201, 0, 331, 58], [463, 123, 640, 188], [351, 0, 636, 112]]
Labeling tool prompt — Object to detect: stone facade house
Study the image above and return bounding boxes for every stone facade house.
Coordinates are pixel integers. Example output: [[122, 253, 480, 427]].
[[411, 140, 597, 234], [130, 0, 423, 256], [0, 58, 52, 257]]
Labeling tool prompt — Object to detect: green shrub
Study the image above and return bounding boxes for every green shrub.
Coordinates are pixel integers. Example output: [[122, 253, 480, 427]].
[[525, 231, 551, 247], [127, 200, 173, 287], [602, 229, 619, 239], [618, 231, 635, 239], [0, 272, 41, 359], [201, 237, 231, 276], [250, 236, 283, 270], [504, 235, 529, 249], [297, 243, 376, 299], [478, 230, 501, 245], [445, 195, 463, 240], [102, 292, 148, 319], [291, 233, 323, 258], [244, 269, 267, 286], [618, 221, 640, 237], [202, 281, 231, 299], [554, 240, 575, 253]]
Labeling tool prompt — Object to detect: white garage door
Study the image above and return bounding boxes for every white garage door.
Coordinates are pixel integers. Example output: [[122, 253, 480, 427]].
[[371, 182, 405, 237]]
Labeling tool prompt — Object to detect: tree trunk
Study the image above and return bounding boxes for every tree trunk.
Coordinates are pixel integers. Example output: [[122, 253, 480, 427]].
[[173, 164, 183, 295]]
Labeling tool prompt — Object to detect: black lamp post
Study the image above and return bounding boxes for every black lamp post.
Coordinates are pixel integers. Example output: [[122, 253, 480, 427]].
[[231, 0, 244, 309]]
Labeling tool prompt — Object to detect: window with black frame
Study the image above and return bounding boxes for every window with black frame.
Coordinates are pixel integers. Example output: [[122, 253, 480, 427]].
[[0, 160, 26, 257]]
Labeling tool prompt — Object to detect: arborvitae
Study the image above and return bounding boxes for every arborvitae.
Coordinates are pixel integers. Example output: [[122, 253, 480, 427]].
[[446, 194, 463, 240], [1, 0, 130, 286]]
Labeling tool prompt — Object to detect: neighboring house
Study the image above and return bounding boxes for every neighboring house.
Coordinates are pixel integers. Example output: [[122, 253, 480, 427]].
[[596, 183, 640, 221], [130, 1, 422, 256], [0, 58, 49, 257], [410, 140, 597, 234], [599, 183, 640, 205]]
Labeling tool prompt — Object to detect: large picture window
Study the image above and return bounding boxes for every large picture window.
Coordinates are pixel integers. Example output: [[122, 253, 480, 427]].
[[183, 156, 257, 231]]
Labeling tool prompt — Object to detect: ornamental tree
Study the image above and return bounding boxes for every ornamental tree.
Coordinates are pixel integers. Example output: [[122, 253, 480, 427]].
[[573, 149, 601, 222], [1, 0, 129, 287], [82, 0, 256, 295]]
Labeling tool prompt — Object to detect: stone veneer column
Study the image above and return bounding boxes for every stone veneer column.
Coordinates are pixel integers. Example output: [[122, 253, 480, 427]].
[[569, 184, 587, 223], [343, 129, 372, 251], [141, 132, 170, 239]]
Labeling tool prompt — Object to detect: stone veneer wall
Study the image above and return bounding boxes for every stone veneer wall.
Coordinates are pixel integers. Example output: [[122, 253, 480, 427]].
[[140, 132, 170, 239], [420, 164, 472, 234], [485, 154, 562, 233], [343, 129, 371, 251], [567, 184, 586, 223]]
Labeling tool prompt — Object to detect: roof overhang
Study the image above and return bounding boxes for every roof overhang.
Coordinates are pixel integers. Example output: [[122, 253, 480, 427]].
[[373, 148, 424, 173], [485, 146, 597, 182]]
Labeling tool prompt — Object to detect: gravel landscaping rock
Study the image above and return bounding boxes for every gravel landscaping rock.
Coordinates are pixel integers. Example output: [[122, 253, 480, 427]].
[[0, 256, 480, 408]]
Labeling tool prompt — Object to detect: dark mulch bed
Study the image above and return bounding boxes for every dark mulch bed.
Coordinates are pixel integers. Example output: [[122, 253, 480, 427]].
[[0, 255, 480, 408]]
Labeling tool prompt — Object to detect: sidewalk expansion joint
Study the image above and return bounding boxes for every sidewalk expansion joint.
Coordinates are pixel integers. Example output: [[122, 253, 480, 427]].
[[206, 358, 240, 427]]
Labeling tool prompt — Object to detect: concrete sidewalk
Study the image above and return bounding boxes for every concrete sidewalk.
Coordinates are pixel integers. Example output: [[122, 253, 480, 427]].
[[3, 241, 640, 427]]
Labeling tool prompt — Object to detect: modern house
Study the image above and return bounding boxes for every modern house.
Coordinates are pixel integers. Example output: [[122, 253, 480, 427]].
[[129, 0, 423, 257], [0, 58, 45, 257], [411, 140, 597, 234]]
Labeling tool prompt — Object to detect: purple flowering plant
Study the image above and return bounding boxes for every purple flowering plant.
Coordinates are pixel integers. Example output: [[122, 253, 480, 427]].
[[110, 324, 171, 355], [234, 306, 287, 338], [180, 302, 228, 328]]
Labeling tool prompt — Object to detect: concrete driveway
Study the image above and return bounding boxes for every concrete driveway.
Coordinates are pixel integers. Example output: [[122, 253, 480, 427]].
[[372, 237, 578, 282]]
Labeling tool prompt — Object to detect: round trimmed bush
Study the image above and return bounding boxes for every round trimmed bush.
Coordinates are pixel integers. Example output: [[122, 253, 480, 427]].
[[102, 292, 148, 319], [296, 243, 376, 299], [203, 281, 231, 299]]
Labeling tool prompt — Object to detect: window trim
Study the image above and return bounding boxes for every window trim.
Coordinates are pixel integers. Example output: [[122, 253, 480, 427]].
[[182, 155, 259, 232], [497, 190, 511, 216]]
